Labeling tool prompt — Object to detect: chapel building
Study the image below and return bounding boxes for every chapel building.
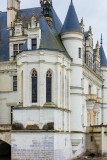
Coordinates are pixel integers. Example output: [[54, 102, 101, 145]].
[[0, 0, 107, 159]]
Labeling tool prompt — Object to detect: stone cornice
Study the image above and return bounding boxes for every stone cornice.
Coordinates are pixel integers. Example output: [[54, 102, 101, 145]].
[[13, 106, 71, 113], [70, 86, 83, 90], [61, 37, 83, 42], [61, 31, 83, 37], [11, 130, 71, 133], [10, 36, 27, 42], [17, 50, 70, 61], [0, 61, 17, 71]]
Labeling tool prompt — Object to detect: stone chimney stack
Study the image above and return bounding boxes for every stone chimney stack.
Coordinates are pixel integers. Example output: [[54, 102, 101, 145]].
[[7, 0, 20, 28]]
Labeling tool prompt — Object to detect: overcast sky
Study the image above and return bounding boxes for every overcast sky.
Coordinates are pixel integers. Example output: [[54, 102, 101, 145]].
[[1, 0, 107, 54]]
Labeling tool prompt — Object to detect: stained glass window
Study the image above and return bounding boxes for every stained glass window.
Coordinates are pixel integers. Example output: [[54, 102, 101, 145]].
[[46, 70, 52, 102], [32, 70, 37, 103], [13, 76, 17, 91]]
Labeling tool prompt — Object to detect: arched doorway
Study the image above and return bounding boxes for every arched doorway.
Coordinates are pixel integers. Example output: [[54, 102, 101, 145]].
[[0, 140, 11, 160]]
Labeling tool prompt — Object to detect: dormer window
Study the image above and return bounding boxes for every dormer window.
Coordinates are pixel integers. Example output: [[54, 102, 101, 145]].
[[13, 43, 23, 60], [32, 39, 37, 50], [13, 44, 18, 58]]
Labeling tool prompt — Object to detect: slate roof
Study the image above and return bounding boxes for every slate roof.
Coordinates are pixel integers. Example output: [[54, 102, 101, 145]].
[[61, 1, 82, 33], [100, 46, 107, 66], [0, 7, 70, 62], [0, 12, 9, 61]]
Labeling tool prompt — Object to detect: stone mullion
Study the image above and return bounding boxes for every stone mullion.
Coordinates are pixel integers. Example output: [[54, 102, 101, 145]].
[[39, 62, 45, 107], [62, 65, 66, 109], [56, 63, 60, 107], [17, 65, 21, 104], [23, 64, 29, 107], [67, 69, 71, 110]]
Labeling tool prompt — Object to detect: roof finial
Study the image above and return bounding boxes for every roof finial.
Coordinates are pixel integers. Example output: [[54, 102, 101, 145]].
[[96, 40, 99, 48], [101, 33, 103, 46], [88, 26, 92, 34]]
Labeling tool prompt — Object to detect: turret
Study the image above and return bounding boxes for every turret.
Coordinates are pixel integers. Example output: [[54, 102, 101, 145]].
[[61, 0, 83, 65], [100, 34, 107, 125], [7, 0, 20, 28], [100, 34, 107, 67], [61, 0, 84, 135]]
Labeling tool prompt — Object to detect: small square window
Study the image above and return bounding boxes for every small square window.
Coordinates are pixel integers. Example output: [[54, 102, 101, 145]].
[[91, 136, 93, 142], [32, 39, 37, 50], [13, 76, 17, 91], [79, 48, 82, 58], [19, 43, 23, 51], [13, 43, 24, 60]]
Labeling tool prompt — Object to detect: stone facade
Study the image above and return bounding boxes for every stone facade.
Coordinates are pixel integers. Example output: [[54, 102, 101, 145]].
[[0, 0, 107, 159]]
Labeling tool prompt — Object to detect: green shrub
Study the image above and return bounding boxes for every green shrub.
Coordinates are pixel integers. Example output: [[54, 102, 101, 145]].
[[42, 122, 54, 130], [12, 123, 24, 130], [26, 124, 40, 130]]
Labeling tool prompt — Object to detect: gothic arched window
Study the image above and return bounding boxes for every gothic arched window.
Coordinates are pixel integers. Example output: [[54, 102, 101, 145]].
[[46, 70, 52, 102], [32, 70, 37, 103]]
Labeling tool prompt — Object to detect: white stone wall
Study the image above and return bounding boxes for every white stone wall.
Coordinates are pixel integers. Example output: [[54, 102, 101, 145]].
[[17, 50, 71, 109], [0, 62, 17, 124], [13, 108, 70, 132], [101, 67, 107, 125], [54, 133, 72, 160], [61, 32, 84, 132], [0, 92, 17, 124], [11, 132, 72, 160], [71, 133, 86, 158], [0, 132, 11, 145], [83, 68, 102, 126], [61, 32, 83, 65]]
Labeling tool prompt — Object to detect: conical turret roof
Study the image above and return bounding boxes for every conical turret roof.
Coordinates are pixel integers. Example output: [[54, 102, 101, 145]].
[[100, 46, 107, 66], [61, 0, 82, 33], [100, 34, 107, 66]]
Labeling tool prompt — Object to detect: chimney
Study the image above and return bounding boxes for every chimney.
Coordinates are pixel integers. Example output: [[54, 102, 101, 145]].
[[7, 0, 20, 28]]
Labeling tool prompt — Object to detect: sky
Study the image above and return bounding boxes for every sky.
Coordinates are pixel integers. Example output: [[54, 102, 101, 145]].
[[1, 0, 107, 54]]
